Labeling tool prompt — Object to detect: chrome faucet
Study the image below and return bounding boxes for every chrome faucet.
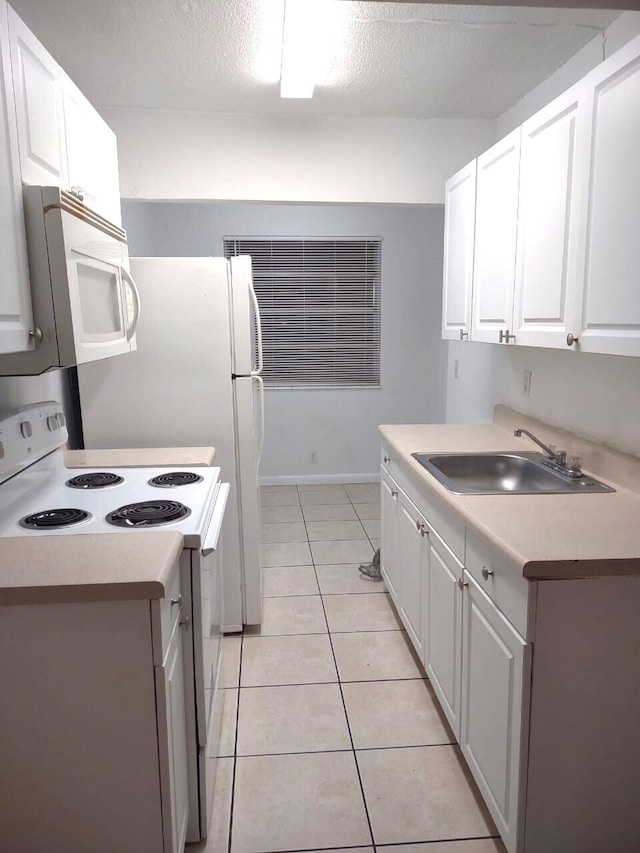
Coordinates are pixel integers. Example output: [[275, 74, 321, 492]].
[[513, 428, 567, 466]]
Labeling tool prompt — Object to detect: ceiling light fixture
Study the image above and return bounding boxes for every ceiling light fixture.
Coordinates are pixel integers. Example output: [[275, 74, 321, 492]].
[[280, 0, 329, 99]]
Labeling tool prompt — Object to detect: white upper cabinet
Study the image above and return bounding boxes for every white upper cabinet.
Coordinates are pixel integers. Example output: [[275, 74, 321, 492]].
[[8, 6, 121, 225], [442, 160, 476, 341], [513, 86, 587, 349], [62, 73, 121, 225], [0, 1, 34, 355], [471, 129, 521, 344], [8, 5, 67, 187], [571, 34, 640, 357]]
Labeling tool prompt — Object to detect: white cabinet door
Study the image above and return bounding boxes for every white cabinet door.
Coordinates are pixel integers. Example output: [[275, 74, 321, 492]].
[[62, 73, 121, 225], [396, 490, 427, 659], [8, 6, 67, 187], [0, 1, 34, 354], [571, 34, 640, 357], [155, 622, 190, 853], [424, 532, 463, 737], [380, 471, 400, 604], [460, 572, 530, 853], [442, 160, 476, 342], [472, 129, 521, 344], [513, 86, 587, 349]]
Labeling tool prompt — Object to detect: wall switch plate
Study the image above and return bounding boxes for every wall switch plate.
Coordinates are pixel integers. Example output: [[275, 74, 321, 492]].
[[309, 451, 318, 464], [523, 369, 532, 397], [454, 359, 459, 379]]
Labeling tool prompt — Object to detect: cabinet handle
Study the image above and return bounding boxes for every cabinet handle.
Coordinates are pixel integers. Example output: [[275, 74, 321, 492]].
[[384, 455, 391, 463], [499, 329, 516, 343], [170, 595, 182, 607], [459, 329, 468, 340], [391, 489, 398, 498], [180, 615, 191, 628], [457, 578, 469, 591], [420, 524, 429, 538], [566, 333, 579, 347], [481, 567, 494, 580]]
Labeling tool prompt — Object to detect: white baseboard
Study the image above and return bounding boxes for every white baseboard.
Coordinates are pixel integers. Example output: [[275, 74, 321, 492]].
[[260, 473, 380, 486]]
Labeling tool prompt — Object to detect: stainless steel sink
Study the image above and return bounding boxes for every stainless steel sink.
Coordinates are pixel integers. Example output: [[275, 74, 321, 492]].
[[411, 451, 615, 495]]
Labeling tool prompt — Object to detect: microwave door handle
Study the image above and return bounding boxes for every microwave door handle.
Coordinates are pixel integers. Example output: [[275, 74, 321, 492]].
[[121, 267, 141, 341], [248, 279, 263, 374]]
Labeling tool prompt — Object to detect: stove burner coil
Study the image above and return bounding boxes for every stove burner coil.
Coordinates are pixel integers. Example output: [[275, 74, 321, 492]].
[[66, 472, 124, 489], [20, 508, 91, 530], [106, 500, 191, 528], [148, 471, 204, 488]]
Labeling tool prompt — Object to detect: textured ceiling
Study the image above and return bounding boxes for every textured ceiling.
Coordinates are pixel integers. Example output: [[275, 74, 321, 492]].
[[9, 1, 619, 119]]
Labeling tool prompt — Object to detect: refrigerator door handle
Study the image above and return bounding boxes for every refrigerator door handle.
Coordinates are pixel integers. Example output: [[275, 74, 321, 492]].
[[249, 279, 263, 375], [253, 373, 265, 469]]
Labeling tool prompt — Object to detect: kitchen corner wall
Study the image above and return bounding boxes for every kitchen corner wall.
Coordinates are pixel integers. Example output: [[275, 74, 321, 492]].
[[122, 201, 446, 482], [446, 341, 640, 457], [0, 370, 73, 425]]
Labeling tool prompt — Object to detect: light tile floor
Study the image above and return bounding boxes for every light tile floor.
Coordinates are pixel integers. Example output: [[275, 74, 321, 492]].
[[189, 483, 506, 853]]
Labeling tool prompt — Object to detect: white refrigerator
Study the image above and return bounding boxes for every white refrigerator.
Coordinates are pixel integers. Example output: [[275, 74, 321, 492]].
[[76, 256, 264, 630]]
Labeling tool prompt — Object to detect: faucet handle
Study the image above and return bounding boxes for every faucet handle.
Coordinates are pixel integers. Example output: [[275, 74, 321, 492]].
[[567, 455, 582, 472]]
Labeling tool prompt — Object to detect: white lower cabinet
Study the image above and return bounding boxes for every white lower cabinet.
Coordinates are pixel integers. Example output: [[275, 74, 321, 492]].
[[156, 619, 190, 853], [380, 471, 400, 603], [381, 456, 529, 853], [0, 559, 191, 853], [460, 571, 530, 853], [396, 490, 427, 659], [423, 532, 463, 738]]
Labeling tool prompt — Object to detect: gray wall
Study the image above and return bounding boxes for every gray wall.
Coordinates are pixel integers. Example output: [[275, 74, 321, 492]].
[[0, 370, 73, 425], [122, 201, 446, 481]]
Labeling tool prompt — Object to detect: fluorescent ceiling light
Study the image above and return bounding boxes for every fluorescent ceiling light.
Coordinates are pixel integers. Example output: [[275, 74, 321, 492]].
[[280, 0, 332, 99]]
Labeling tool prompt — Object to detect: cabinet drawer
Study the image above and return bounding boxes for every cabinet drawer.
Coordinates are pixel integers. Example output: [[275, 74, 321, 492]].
[[151, 556, 184, 665], [465, 532, 532, 639]]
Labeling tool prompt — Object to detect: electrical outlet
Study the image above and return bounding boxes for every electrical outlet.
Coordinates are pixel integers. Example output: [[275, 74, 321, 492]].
[[523, 370, 532, 397], [309, 451, 318, 464], [454, 359, 459, 379]]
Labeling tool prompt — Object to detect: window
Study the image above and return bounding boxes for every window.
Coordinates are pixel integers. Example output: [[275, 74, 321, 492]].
[[223, 237, 381, 389]]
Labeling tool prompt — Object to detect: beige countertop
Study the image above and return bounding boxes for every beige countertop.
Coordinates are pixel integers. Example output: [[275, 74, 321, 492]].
[[379, 421, 640, 580], [0, 532, 184, 606], [64, 447, 216, 468]]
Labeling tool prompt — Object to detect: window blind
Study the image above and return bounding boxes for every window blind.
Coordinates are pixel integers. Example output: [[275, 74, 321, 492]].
[[223, 237, 381, 389]]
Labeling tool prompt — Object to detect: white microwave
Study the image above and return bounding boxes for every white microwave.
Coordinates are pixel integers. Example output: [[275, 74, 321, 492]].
[[0, 187, 140, 376]]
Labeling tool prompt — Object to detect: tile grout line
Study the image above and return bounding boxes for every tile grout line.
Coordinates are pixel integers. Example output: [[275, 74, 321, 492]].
[[306, 496, 379, 853], [227, 634, 244, 853]]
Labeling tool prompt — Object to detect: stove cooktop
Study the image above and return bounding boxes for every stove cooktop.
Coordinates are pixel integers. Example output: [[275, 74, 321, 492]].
[[0, 450, 221, 548]]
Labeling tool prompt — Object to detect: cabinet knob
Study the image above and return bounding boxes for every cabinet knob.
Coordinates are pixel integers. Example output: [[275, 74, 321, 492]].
[[566, 333, 579, 347], [384, 455, 391, 463], [170, 595, 182, 607], [459, 329, 468, 340], [481, 567, 494, 580], [420, 524, 429, 538], [29, 327, 43, 344], [457, 578, 469, 591], [180, 615, 191, 628], [391, 489, 398, 498]]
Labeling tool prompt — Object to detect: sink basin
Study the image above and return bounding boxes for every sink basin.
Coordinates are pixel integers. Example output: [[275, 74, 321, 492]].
[[411, 451, 615, 495]]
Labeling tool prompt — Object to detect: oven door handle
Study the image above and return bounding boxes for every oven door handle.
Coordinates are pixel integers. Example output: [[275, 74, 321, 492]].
[[202, 483, 230, 556]]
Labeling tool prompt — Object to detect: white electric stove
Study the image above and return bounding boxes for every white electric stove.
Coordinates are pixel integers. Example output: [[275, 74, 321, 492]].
[[0, 401, 227, 843]]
